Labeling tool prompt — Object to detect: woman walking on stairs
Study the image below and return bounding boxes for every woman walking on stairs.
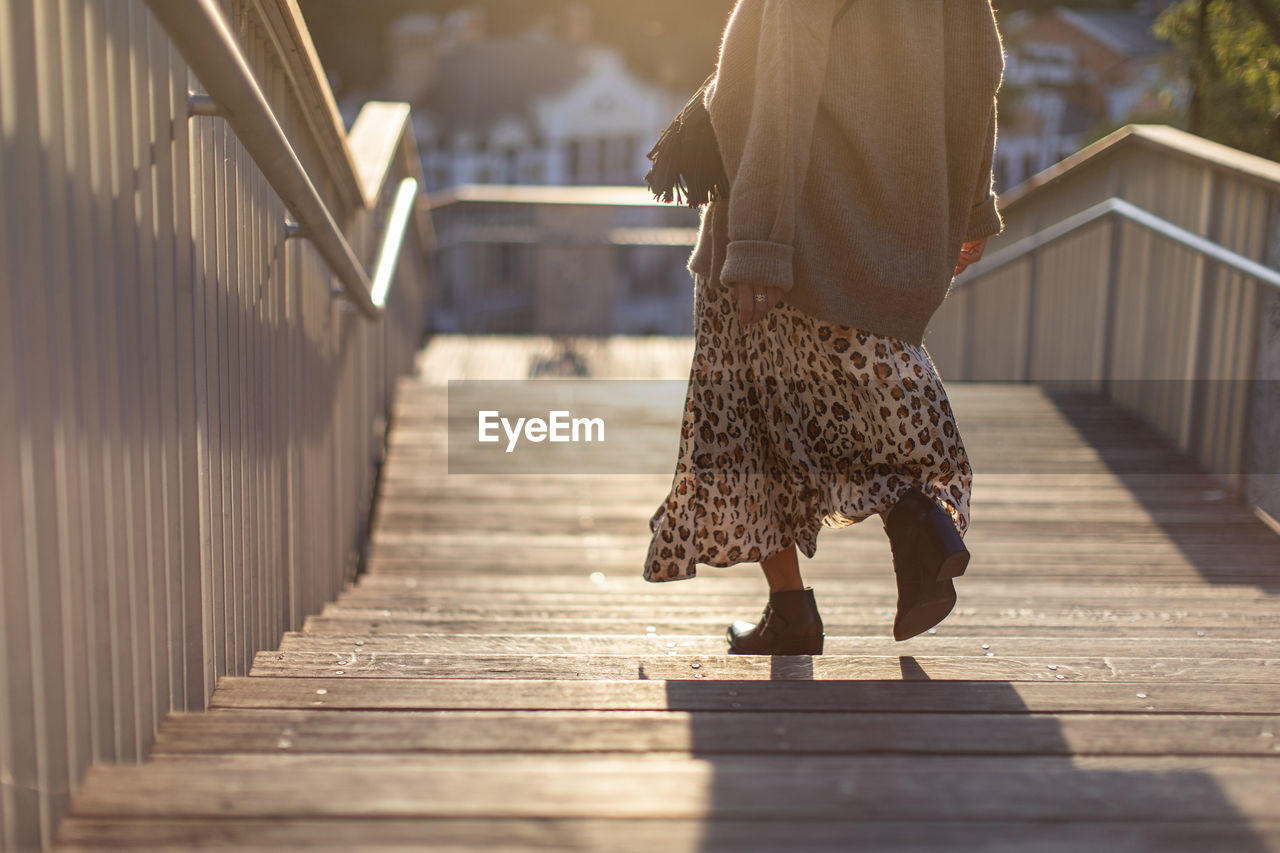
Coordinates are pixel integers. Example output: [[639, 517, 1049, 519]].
[[644, 0, 1007, 653]]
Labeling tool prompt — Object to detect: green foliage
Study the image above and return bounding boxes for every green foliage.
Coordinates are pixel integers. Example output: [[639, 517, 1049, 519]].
[[1154, 0, 1280, 158]]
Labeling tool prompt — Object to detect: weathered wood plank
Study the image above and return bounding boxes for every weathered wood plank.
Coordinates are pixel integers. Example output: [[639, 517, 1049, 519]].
[[150, 708, 1280, 757], [372, 501, 1268, 528], [248, 651, 1280, 683], [363, 550, 1280, 575], [318, 603, 1280, 630], [279, 633, 1280, 660], [50, 816, 1280, 853], [208, 676, 1280, 714], [66, 753, 1280, 821], [302, 616, 1280, 639], [334, 586, 1280, 608], [348, 573, 1280, 600], [363, 528, 1280, 558], [371, 477, 1250, 502]]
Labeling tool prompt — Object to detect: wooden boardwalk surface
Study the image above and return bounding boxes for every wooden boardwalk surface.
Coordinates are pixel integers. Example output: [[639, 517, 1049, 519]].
[[57, 335, 1280, 851]]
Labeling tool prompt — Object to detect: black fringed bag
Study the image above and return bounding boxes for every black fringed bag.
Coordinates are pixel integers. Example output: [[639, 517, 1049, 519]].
[[643, 73, 728, 208], [644, 0, 859, 208]]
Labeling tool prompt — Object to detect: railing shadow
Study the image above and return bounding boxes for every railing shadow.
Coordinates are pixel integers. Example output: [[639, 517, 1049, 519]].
[[1044, 385, 1280, 595], [656, 654, 1269, 852]]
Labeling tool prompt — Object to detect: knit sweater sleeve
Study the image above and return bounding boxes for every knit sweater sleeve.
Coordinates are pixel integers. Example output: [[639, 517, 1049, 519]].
[[714, 0, 838, 293], [965, 95, 1004, 242]]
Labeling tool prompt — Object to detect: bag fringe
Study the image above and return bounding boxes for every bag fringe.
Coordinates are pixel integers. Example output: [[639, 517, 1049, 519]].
[[644, 75, 729, 208]]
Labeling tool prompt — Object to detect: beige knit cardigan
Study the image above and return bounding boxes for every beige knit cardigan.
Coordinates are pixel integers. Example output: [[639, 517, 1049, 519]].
[[689, 0, 1007, 345]]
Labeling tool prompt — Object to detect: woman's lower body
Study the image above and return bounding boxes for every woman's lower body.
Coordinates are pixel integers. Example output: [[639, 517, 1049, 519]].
[[644, 273, 974, 646]]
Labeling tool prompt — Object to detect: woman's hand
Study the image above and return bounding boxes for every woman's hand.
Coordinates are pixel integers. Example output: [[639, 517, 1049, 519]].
[[736, 283, 783, 327], [954, 237, 988, 277]]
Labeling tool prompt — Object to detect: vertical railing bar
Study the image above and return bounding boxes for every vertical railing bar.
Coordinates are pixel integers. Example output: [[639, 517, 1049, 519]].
[[83, 0, 125, 766], [1224, 265, 1248, 485], [1097, 216, 1125, 396], [129, 0, 167, 748], [145, 4, 181, 717], [259, 20, 271, 655], [1186, 170, 1221, 468], [210, 92, 228, 689], [1126, 208, 1153, 419], [60, 0, 110, 782], [0, 6, 19, 841], [242, 12, 258, 663], [1232, 187, 1269, 486], [241, 12, 254, 661], [268, 34, 280, 650], [105, 0, 145, 764], [4, 1, 55, 845], [126, 0, 154, 753], [1097, 163, 1124, 395], [1021, 246, 1039, 382], [1206, 184, 1243, 480], [1238, 192, 1277, 492], [40, 0, 81, 833], [228, 66, 245, 677], [961, 278, 974, 380], [280, 66, 297, 633], [251, 29, 263, 653], [43, 1, 95, 832], [253, 25, 268, 654], [167, 47, 206, 712], [240, 9, 255, 665], [1220, 190, 1254, 487], [190, 74, 217, 704]]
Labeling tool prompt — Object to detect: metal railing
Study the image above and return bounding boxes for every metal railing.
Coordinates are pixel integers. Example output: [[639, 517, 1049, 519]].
[[927, 124, 1280, 521], [145, 0, 418, 318], [0, 1, 433, 849], [962, 197, 1280, 292]]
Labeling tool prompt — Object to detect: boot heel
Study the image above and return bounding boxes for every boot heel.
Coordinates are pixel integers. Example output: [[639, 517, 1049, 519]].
[[918, 508, 969, 582]]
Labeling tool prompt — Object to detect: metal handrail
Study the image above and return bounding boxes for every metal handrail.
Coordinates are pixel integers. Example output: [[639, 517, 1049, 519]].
[[370, 178, 420, 308], [957, 196, 1280, 291], [145, 0, 418, 319]]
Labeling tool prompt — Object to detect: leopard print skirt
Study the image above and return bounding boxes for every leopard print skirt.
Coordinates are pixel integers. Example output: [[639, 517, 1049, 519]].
[[644, 274, 973, 583]]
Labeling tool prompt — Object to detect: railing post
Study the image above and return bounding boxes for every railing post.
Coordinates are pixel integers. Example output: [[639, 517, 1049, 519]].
[[1245, 194, 1280, 518], [1021, 246, 1039, 382], [962, 280, 976, 381], [1184, 170, 1221, 463], [1097, 212, 1124, 397]]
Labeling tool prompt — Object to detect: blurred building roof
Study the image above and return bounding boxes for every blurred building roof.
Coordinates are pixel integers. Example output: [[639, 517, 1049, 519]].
[[1054, 8, 1165, 57], [420, 37, 590, 144]]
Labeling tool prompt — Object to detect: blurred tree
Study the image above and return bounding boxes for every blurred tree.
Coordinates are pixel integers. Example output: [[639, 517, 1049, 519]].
[[1154, 0, 1280, 159]]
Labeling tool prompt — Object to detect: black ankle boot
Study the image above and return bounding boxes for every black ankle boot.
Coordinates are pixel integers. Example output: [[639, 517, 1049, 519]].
[[884, 486, 970, 641], [726, 587, 824, 655]]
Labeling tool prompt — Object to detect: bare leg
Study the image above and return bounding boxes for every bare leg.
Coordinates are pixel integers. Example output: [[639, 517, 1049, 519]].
[[761, 542, 804, 593]]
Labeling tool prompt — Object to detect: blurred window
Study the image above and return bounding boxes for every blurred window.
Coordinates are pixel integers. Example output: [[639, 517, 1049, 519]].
[[568, 140, 582, 183]]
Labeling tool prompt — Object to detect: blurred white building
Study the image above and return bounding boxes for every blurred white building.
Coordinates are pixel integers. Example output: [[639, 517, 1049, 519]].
[[367, 6, 681, 193]]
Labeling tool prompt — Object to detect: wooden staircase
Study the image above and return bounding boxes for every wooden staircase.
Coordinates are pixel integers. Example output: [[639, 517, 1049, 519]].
[[55, 336, 1280, 852]]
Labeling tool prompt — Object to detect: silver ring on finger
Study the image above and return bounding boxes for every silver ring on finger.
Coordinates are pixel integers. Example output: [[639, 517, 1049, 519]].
[[754, 292, 768, 303]]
